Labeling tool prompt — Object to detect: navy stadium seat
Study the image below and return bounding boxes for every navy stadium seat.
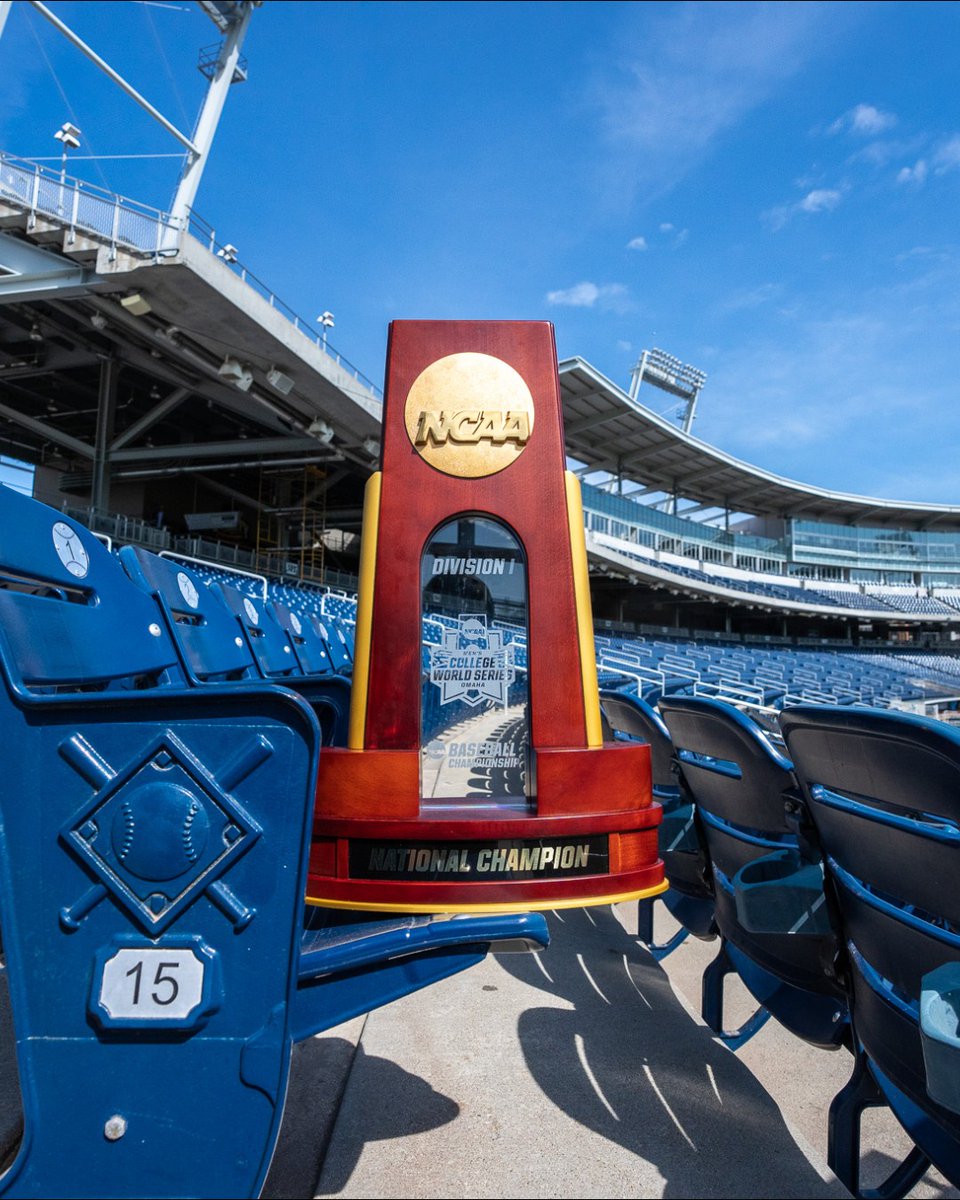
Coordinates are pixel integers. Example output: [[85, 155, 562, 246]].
[[659, 695, 849, 1049], [781, 705, 960, 1196], [271, 598, 336, 676], [212, 580, 301, 682], [311, 612, 353, 675], [599, 690, 715, 956], [118, 545, 258, 684]]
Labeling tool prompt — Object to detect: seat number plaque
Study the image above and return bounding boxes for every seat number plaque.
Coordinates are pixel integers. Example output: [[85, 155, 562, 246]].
[[98, 947, 205, 1022]]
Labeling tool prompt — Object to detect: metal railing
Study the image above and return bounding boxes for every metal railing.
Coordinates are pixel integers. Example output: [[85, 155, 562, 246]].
[[0, 152, 180, 258], [185, 211, 383, 400], [159, 549, 268, 600]]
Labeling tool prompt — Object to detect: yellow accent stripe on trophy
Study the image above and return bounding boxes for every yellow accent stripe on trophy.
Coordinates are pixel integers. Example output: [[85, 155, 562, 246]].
[[564, 470, 604, 749], [305, 880, 669, 914], [347, 471, 382, 749]]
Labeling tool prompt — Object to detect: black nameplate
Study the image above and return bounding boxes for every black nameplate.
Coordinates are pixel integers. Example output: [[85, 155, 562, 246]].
[[349, 835, 609, 882]]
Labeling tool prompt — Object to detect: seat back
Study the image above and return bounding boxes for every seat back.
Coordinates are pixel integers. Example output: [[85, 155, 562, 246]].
[[0, 491, 327, 1197], [599, 690, 678, 798], [602, 689, 713, 934], [212, 582, 301, 680], [119, 546, 257, 684], [659, 695, 797, 880], [781, 705, 960, 1137], [0, 488, 179, 691], [311, 613, 353, 674], [272, 599, 334, 676], [660, 696, 846, 1041]]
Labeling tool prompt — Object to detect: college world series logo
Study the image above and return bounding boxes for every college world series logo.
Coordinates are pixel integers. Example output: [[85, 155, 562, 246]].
[[429, 615, 515, 707]]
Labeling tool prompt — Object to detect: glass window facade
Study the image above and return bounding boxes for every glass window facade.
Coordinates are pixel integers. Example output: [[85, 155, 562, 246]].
[[578, 482, 960, 586]]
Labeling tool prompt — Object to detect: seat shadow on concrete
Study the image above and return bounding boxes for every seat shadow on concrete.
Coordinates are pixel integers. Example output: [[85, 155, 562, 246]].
[[307, 1041, 460, 1196], [264, 1035, 362, 1200], [0, 966, 23, 1169], [495, 906, 845, 1199]]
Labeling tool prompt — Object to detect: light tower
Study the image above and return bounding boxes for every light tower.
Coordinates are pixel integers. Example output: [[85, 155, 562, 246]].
[[629, 347, 707, 433]]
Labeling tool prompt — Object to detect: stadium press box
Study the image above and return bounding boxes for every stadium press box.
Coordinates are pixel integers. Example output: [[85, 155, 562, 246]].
[[308, 320, 665, 912]]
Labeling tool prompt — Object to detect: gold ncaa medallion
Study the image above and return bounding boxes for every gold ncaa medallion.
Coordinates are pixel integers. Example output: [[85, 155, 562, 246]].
[[404, 352, 535, 478]]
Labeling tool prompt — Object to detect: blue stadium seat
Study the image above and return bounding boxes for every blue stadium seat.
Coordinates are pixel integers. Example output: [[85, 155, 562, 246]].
[[781, 705, 960, 1196], [599, 691, 715, 958], [212, 580, 301, 681], [659, 695, 849, 1049], [271, 598, 336, 676], [119, 547, 350, 745], [311, 612, 353, 675], [118, 545, 258, 684]]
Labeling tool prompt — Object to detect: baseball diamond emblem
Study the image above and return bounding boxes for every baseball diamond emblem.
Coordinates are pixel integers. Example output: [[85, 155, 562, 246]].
[[243, 597, 259, 624], [59, 731, 266, 934], [51, 521, 89, 578], [290, 612, 302, 635]]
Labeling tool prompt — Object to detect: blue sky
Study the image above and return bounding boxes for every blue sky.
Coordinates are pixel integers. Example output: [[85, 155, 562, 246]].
[[1, 1, 959, 503]]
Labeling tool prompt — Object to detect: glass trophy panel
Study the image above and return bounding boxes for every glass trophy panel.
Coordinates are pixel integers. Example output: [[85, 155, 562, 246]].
[[420, 516, 532, 814]]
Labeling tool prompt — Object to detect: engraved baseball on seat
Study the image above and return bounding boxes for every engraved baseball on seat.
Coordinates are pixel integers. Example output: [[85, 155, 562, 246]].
[[111, 782, 211, 881]]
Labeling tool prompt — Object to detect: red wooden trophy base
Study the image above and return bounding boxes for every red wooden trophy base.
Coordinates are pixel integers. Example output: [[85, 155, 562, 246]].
[[308, 743, 665, 912], [308, 321, 664, 912]]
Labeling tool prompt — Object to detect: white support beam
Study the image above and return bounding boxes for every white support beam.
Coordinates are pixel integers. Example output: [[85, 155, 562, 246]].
[[168, 2, 255, 234]]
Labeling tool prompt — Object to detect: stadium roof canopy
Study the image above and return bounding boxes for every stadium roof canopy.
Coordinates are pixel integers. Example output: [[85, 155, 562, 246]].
[[0, 152, 383, 526], [558, 357, 960, 531]]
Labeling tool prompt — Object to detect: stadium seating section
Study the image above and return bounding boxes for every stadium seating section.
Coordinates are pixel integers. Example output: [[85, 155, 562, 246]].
[[0, 488, 548, 1197], [3, 486, 960, 1196]]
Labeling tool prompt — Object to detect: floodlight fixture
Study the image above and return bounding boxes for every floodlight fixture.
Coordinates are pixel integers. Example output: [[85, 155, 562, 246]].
[[307, 418, 335, 444], [266, 366, 295, 396], [217, 356, 253, 391], [216, 243, 239, 263], [53, 122, 81, 151], [317, 311, 335, 352], [629, 346, 707, 433], [120, 293, 152, 317]]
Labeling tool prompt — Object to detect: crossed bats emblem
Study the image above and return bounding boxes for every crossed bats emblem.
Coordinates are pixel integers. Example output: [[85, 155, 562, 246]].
[[57, 729, 268, 935]]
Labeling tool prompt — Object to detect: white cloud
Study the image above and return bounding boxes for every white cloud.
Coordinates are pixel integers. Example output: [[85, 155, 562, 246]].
[[545, 281, 629, 309], [616, 339, 633, 352], [654, 222, 687, 246], [897, 159, 928, 186], [762, 187, 843, 230], [799, 188, 842, 213], [590, 3, 850, 200], [626, 236, 647, 250], [828, 103, 897, 137], [715, 283, 782, 314], [934, 135, 960, 174]]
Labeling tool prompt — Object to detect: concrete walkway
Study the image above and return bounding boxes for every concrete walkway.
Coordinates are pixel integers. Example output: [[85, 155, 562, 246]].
[[284, 904, 858, 1199]]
